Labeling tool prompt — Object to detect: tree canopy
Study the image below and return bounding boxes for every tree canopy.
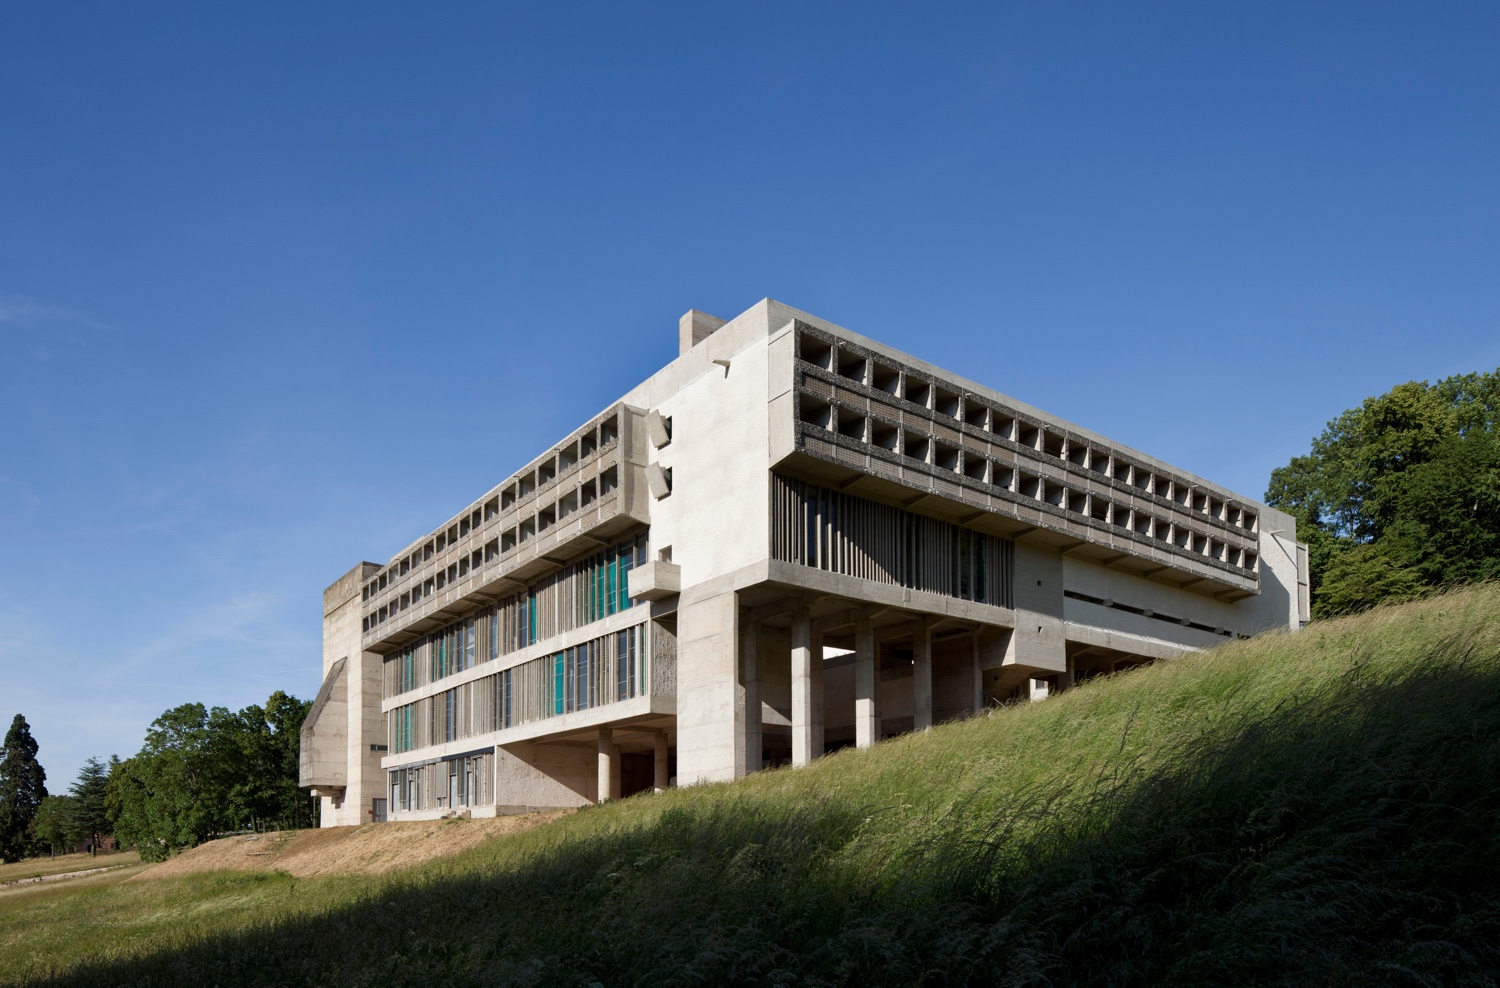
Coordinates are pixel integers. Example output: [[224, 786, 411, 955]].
[[1267, 369, 1500, 617], [107, 692, 313, 862], [31, 795, 72, 857]]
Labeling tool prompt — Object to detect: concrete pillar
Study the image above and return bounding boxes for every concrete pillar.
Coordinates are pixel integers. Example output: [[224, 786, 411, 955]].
[[596, 726, 618, 803], [742, 617, 762, 772], [654, 731, 669, 793], [912, 621, 933, 731], [791, 606, 824, 766], [854, 616, 878, 748], [972, 631, 985, 714], [674, 592, 745, 784], [1027, 678, 1050, 702], [1057, 656, 1076, 692]]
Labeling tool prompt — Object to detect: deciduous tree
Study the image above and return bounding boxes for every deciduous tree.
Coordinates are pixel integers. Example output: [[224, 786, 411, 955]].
[[1267, 369, 1500, 616]]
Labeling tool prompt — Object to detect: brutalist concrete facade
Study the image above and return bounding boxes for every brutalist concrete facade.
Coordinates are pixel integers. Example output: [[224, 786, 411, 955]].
[[301, 300, 1310, 826]]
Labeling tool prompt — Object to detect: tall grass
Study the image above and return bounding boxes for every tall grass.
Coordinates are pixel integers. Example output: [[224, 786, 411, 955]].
[[6, 585, 1500, 987]]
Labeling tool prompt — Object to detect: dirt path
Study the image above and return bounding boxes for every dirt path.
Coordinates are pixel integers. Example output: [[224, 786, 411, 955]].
[[0, 865, 122, 889], [137, 811, 570, 880]]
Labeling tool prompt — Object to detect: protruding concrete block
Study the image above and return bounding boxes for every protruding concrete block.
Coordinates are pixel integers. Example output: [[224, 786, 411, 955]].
[[300, 658, 348, 789], [645, 409, 672, 448], [628, 560, 682, 601], [644, 463, 671, 500]]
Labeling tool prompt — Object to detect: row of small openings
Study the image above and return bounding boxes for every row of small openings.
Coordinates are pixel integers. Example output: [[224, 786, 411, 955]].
[[500, 414, 618, 511], [364, 415, 626, 604], [1017, 429, 1258, 534], [827, 392, 1257, 536], [1063, 590, 1239, 638], [798, 332, 1260, 536], [364, 542, 499, 632], [800, 399, 1257, 573], [363, 505, 485, 601], [497, 467, 619, 553], [1010, 466, 1259, 571], [801, 336, 966, 419]]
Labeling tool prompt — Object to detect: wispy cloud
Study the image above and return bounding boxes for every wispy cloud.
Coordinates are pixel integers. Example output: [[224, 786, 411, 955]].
[[0, 293, 113, 332], [0, 291, 114, 360]]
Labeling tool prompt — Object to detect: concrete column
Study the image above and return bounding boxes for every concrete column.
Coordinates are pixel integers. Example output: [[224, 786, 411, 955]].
[[596, 726, 618, 803], [1057, 656, 1076, 692], [1027, 678, 1050, 702], [854, 616, 878, 748], [791, 606, 824, 766], [912, 621, 933, 731], [674, 592, 745, 784], [654, 731, 669, 793], [742, 619, 762, 772], [972, 631, 985, 714]]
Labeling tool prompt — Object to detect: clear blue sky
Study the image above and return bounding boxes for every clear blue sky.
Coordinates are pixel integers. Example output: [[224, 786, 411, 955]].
[[3, 2, 1497, 785]]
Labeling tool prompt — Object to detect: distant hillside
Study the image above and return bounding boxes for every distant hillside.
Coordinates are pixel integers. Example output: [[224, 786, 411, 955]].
[[8, 584, 1500, 987]]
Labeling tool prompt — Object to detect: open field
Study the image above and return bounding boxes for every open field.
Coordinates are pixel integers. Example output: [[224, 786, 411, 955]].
[[3, 583, 1499, 986], [0, 852, 138, 887]]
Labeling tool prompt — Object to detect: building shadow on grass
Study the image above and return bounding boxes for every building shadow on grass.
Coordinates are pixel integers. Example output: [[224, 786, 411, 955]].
[[30, 637, 1500, 988]]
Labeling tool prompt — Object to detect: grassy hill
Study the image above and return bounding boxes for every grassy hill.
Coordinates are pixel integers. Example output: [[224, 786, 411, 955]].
[[5, 584, 1500, 987]]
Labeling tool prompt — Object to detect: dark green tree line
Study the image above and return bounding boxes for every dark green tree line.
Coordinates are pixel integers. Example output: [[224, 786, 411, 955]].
[[27, 757, 115, 857], [107, 691, 314, 862], [1267, 369, 1500, 617]]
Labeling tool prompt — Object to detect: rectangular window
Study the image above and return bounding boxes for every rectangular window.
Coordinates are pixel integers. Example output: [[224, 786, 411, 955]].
[[617, 633, 628, 701]]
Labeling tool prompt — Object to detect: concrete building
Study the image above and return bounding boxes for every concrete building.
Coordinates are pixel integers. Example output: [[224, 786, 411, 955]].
[[301, 300, 1310, 826]]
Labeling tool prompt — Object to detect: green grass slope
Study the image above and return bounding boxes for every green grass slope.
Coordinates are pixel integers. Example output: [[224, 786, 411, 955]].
[[7, 585, 1500, 987]]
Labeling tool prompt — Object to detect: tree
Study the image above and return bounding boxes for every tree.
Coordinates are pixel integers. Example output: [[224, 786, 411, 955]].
[[107, 703, 224, 861], [1313, 543, 1424, 618], [66, 757, 112, 851], [32, 795, 74, 857], [0, 714, 48, 862], [106, 692, 314, 861], [1267, 369, 1500, 617]]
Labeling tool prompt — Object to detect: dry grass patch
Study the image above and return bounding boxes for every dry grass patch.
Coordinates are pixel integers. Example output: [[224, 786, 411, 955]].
[[137, 811, 569, 880]]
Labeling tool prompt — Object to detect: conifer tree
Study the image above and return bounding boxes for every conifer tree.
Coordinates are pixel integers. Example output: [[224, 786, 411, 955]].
[[0, 714, 48, 862], [67, 757, 111, 850]]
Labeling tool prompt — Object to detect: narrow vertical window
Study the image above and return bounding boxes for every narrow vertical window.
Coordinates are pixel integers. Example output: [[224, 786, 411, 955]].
[[617, 632, 628, 701]]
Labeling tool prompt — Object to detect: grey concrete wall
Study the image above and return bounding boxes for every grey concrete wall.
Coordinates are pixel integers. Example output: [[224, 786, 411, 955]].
[[495, 741, 596, 810], [1008, 544, 1067, 673], [318, 562, 385, 827]]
